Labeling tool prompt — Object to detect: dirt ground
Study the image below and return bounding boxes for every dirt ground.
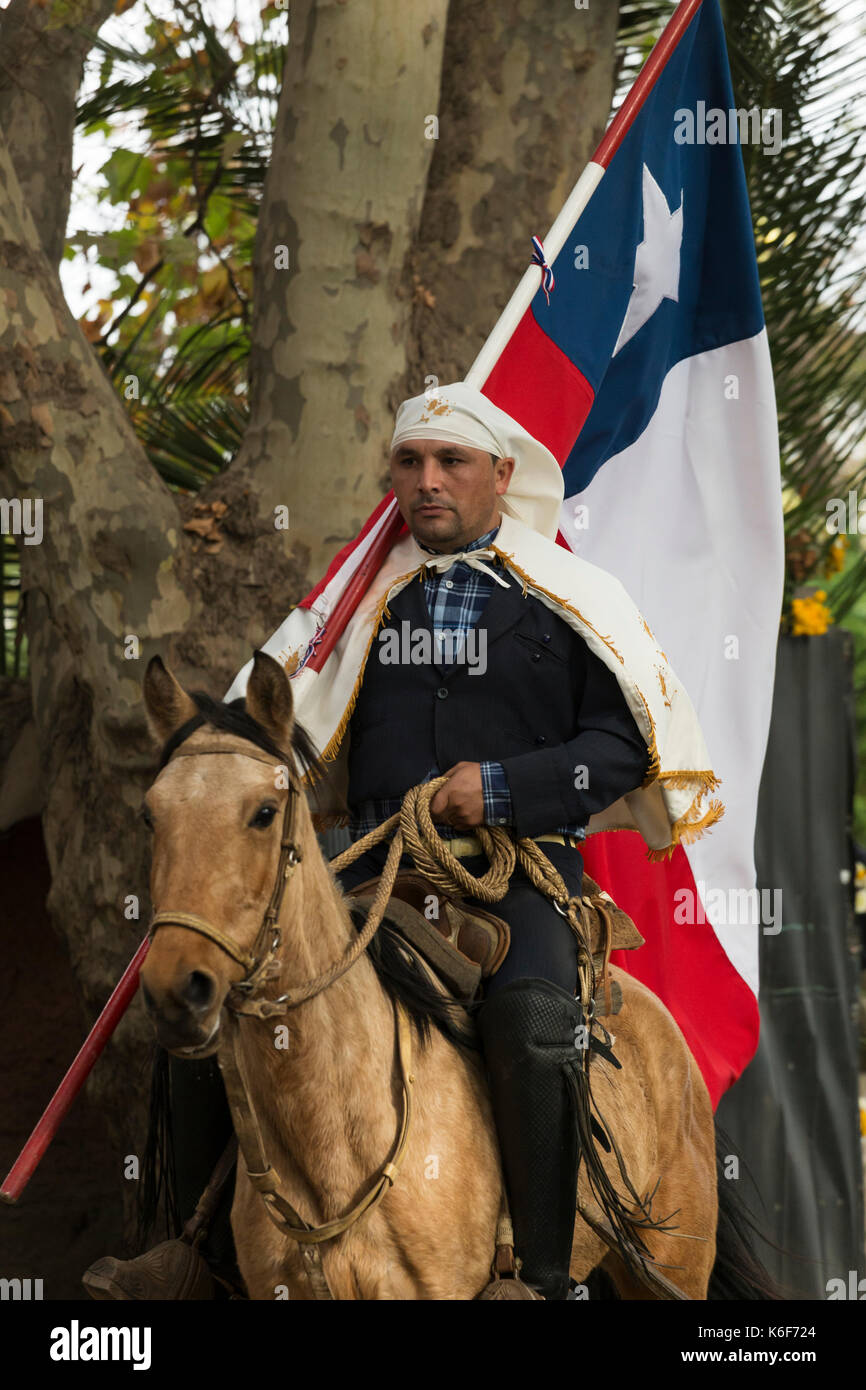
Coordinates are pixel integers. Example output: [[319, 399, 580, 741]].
[[0, 818, 123, 1300]]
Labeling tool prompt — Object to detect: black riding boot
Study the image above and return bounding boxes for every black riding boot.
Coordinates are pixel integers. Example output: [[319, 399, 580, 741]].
[[477, 977, 583, 1301], [166, 1054, 240, 1289]]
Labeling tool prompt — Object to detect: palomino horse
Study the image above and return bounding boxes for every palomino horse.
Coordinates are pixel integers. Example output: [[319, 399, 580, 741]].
[[138, 651, 767, 1301]]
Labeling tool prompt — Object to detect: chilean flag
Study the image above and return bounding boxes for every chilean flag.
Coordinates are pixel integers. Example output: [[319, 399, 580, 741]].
[[483, 0, 784, 1106], [242, 0, 783, 1109]]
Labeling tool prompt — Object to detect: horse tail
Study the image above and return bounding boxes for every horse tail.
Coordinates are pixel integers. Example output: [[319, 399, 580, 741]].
[[708, 1121, 790, 1300]]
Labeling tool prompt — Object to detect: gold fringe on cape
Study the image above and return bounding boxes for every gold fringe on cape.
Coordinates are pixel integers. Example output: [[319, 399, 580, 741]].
[[643, 796, 726, 862]]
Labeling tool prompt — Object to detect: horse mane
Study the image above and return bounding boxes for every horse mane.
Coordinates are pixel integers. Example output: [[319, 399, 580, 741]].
[[360, 920, 482, 1056], [157, 690, 328, 789]]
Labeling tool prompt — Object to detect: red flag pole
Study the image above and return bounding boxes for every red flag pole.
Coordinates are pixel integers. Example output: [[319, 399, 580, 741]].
[[0, 0, 705, 1203], [305, 498, 405, 673], [0, 936, 150, 1204]]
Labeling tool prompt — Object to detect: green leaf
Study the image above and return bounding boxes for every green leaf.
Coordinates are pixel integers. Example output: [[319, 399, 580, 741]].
[[93, 227, 142, 269], [99, 149, 156, 203], [203, 194, 233, 242]]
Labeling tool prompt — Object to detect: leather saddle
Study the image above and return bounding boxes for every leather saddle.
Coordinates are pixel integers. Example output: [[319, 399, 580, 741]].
[[345, 869, 643, 1016]]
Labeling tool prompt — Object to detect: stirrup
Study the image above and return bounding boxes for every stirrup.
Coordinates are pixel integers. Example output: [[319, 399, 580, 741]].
[[82, 1237, 216, 1301], [475, 1203, 544, 1300], [83, 1135, 240, 1302]]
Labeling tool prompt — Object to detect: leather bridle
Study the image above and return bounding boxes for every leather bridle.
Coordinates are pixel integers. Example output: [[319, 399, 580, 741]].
[[149, 742, 304, 1013], [145, 737, 415, 1301]]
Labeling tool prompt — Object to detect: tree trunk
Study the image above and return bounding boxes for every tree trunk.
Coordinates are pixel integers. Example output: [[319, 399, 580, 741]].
[[215, 0, 451, 585], [0, 0, 120, 268]]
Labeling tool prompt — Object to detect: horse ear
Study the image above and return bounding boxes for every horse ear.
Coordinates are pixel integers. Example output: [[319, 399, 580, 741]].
[[143, 655, 198, 745], [244, 650, 295, 750]]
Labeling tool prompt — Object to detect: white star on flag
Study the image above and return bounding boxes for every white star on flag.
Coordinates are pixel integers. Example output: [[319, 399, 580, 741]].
[[612, 163, 684, 357]]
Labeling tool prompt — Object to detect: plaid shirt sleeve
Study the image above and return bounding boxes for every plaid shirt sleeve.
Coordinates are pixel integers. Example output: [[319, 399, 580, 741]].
[[480, 760, 513, 826]]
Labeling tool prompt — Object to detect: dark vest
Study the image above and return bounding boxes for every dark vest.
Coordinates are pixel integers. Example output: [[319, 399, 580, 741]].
[[346, 564, 591, 807]]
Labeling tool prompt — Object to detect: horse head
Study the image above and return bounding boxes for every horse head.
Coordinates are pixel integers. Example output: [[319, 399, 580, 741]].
[[139, 650, 316, 1058]]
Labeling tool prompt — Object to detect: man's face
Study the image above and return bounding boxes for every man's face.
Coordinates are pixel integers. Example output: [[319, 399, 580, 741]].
[[389, 438, 515, 551]]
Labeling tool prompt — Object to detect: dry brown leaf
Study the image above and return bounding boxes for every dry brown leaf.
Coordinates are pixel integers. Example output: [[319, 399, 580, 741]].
[[182, 516, 217, 538], [31, 403, 54, 437]]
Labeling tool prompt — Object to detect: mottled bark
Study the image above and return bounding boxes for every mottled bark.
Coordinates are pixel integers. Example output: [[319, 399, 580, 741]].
[[406, 0, 619, 387], [216, 0, 450, 584], [0, 0, 119, 268]]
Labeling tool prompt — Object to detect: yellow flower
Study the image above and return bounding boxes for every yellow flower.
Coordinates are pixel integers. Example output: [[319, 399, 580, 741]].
[[790, 592, 833, 636], [823, 535, 848, 577]]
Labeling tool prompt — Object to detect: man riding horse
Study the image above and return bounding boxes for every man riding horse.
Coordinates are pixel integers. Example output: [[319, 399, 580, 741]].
[[84, 382, 722, 1301]]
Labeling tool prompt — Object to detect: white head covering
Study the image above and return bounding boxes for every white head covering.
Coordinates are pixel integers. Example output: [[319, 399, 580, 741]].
[[390, 381, 564, 541]]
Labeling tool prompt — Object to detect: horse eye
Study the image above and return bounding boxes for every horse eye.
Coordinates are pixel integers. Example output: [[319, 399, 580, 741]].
[[250, 804, 277, 829], [141, 806, 154, 831]]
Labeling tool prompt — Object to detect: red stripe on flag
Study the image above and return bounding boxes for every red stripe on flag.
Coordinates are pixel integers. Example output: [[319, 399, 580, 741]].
[[299, 492, 404, 611], [581, 831, 760, 1110], [482, 310, 595, 465]]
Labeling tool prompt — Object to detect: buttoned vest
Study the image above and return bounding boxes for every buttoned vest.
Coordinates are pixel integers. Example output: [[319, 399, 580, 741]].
[[346, 562, 590, 806]]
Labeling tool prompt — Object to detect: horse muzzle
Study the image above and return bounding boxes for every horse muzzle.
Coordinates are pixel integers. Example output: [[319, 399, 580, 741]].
[[166, 1020, 222, 1060], [140, 969, 225, 1057]]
